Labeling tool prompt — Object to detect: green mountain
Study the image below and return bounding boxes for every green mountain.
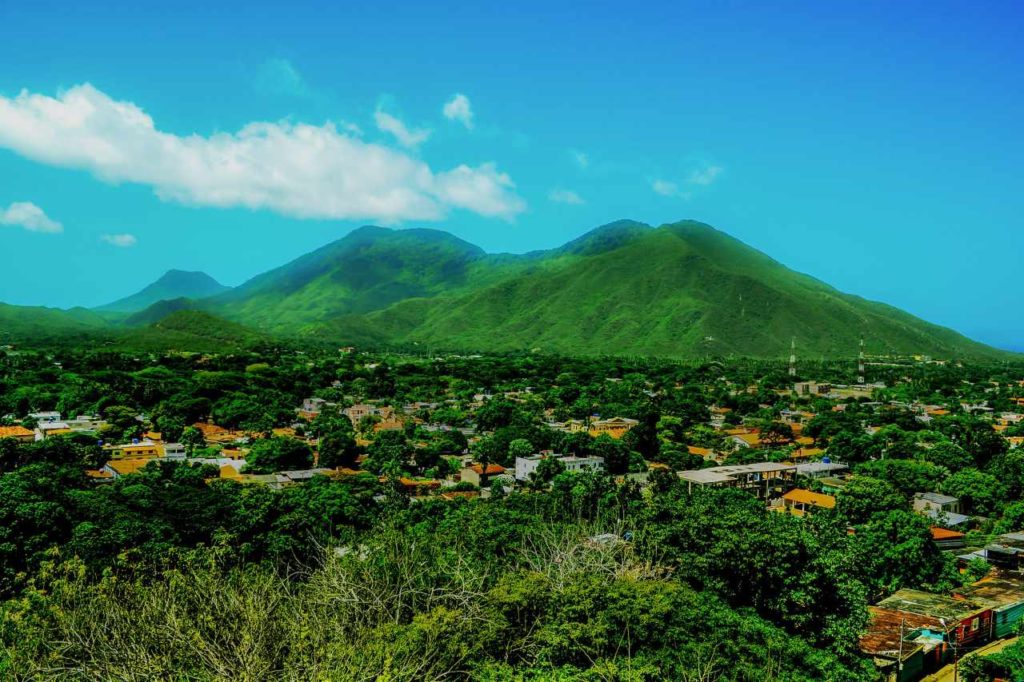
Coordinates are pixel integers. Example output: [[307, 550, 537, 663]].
[[356, 221, 998, 358], [96, 270, 229, 313], [209, 226, 502, 330], [0, 303, 110, 343], [0, 219, 1009, 359], [209, 219, 999, 359]]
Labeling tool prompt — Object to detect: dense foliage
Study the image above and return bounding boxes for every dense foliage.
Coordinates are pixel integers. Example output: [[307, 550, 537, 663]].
[[0, 345, 1023, 679]]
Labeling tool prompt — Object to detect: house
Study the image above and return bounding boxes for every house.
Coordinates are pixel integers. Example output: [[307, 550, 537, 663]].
[[677, 462, 797, 499], [588, 417, 639, 439], [781, 488, 836, 516], [730, 432, 763, 448], [686, 445, 717, 461], [983, 533, 1024, 570], [85, 469, 114, 483], [794, 460, 849, 479], [913, 492, 963, 516], [343, 403, 394, 425], [793, 382, 832, 396], [515, 453, 558, 481], [921, 508, 970, 529], [398, 477, 442, 494], [0, 425, 35, 443], [859, 606, 933, 682], [877, 589, 992, 651], [104, 440, 163, 459], [28, 411, 61, 424], [930, 527, 966, 550], [561, 455, 605, 474], [163, 442, 186, 459], [372, 419, 405, 433], [301, 397, 329, 414], [65, 415, 105, 431], [955, 572, 1024, 638], [460, 463, 507, 486], [514, 453, 606, 481], [102, 458, 157, 479]]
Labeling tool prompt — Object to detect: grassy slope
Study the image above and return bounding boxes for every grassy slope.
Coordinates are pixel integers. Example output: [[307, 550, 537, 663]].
[[0, 303, 111, 343], [352, 221, 1002, 359], [112, 310, 267, 352], [210, 226, 506, 330]]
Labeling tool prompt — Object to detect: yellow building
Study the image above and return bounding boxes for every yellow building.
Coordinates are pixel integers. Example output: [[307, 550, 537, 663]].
[[104, 441, 164, 459], [588, 417, 639, 439]]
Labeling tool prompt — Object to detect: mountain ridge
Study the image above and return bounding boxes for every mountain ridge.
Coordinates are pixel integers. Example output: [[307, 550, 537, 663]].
[[1, 220, 1014, 359]]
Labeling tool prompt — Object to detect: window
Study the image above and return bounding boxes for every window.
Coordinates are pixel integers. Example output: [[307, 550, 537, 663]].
[[971, 618, 979, 632]]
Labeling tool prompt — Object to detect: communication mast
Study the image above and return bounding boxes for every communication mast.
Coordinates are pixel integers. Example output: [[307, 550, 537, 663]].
[[789, 337, 797, 377], [858, 336, 866, 385]]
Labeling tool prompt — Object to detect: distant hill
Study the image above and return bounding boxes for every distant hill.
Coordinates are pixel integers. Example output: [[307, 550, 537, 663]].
[[0, 219, 1013, 359], [0, 303, 110, 343], [114, 310, 266, 352], [96, 270, 229, 313]]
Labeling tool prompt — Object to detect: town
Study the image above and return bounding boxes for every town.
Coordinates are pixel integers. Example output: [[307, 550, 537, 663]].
[[1, 343, 1024, 679]]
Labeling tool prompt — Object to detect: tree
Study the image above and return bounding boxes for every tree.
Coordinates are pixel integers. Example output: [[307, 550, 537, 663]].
[[836, 477, 906, 525], [181, 426, 205, 454], [528, 456, 565, 488], [507, 438, 534, 460], [364, 431, 413, 477], [921, 441, 972, 474], [940, 469, 1007, 516], [758, 420, 794, 447], [244, 437, 314, 474], [854, 459, 945, 499], [314, 417, 359, 469], [590, 435, 628, 475]]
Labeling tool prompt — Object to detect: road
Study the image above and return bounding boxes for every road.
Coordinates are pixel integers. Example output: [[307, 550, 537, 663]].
[[921, 636, 1018, 682]]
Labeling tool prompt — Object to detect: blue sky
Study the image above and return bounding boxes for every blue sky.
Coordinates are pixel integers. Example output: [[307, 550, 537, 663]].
[[0, 1, 1021, 350]]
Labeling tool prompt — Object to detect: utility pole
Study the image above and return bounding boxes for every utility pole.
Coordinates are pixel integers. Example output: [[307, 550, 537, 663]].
[[896, 616, 905, 681]]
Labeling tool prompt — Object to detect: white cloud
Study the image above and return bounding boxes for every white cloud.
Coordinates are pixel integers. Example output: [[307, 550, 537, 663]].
[[253, 58, 309, 97], [374, 109, 431, 148], [101, 233, 137, 247], [653, 164, 724, 198], [687, 164, 723, 186], [548, 188, 585, 205], [571, 150, 589, 169], [0, 201, 63, 233], [652, 179, 680, 197], [0, 84, 524, 222], [442, 93, 474, 129]]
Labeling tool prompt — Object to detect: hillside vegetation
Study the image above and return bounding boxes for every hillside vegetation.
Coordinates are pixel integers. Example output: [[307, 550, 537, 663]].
[[0, 219, 1008, 359]]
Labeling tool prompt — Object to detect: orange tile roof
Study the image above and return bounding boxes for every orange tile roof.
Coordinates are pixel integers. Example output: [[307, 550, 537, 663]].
[[398, 477, 441, 489], [0, 425, 34, 439], [687, 445, 713, 457], [469, 463, 505, 475], [440, 491, 480, 500], [931, 527, 965, 541], [106, 458, 154, 476], [782, 488, 836, 509], [85, 469, 113, 479]]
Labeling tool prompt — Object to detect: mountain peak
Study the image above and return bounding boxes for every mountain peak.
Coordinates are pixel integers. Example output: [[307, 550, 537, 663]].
[[556, 219, 651, 256], [95, 270, 229, 314]]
